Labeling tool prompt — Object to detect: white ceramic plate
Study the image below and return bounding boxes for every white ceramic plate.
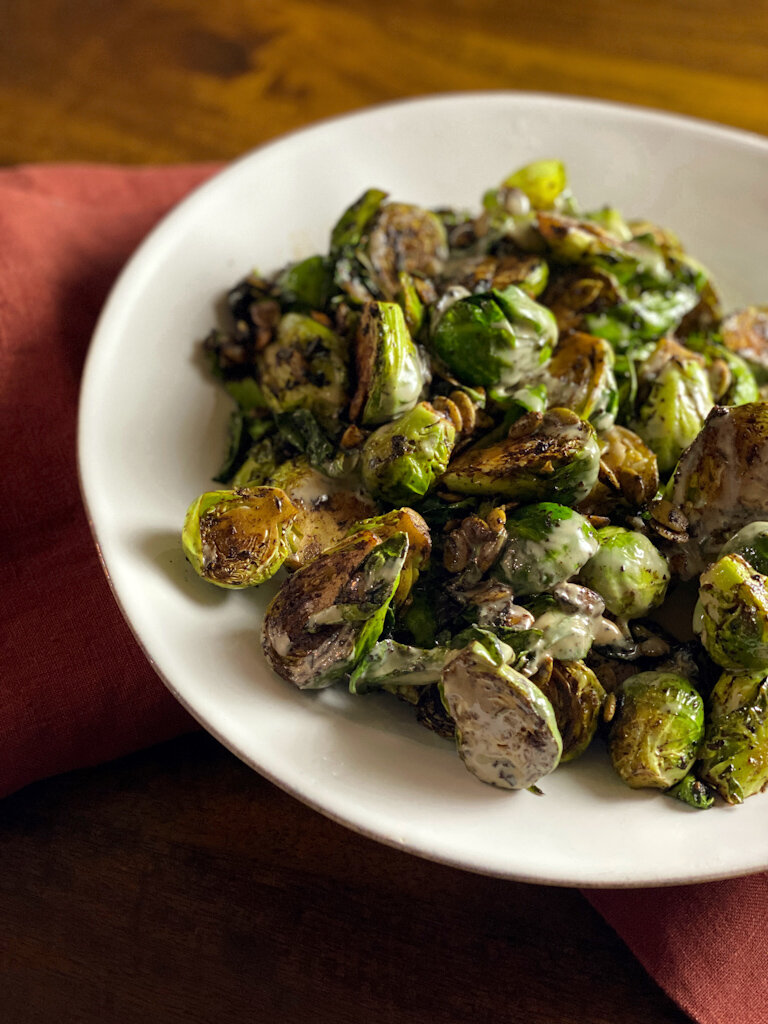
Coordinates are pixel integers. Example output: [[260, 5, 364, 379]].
[[79, 93, 768, 888]]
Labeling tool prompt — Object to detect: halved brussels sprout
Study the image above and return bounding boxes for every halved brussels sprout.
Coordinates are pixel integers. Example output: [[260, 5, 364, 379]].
[[361, 401, 456, 505], [662, 403, 768, 572], [631, 338, 714, 475], [429, 284, 556, 399], [719, 522, 768, 577], [698, 675, 768, 804], [182, 486, 300, 589], [258, 312, 348, 426], [441, 408, 601, 505], [269, 458, 378, 570], [537, 660, 606, 762], [695, 554, 768, 672], [494, 503, 599, 597], [349, 301, 427, 426], [349, 507, 431, 604], [608, 671, 705, 789], [363, 202, 448, 301], [440, 641, 562, 790], [545, 331, 618, 432], [452, 252, 549, 299], [578, 526, 670, 620], [262, 531, 407, 689], [708, 669, 767, 721]]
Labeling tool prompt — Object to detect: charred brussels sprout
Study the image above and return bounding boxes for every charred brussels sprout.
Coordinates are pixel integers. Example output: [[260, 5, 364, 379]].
[[695, 554, 768, 671], [537, 660, 606, 762], [545, 331, 618, 432], [262, 531, 407, 689], [698, 675, 768, 803], [578, 527, 670, 620], [366, 202, 448, 301], [453, 252, 549, 299], [258, 313, 348, 427], [440, 641, 562, 790], [350, 301, 427, 426], [441, 408, 600, 504], [182, 486, 300, 589], [430, 284, 556, 399], [708, 669, 767, 720], [349, 507, 431, 605], [609, 672, 705, 789], [494, 503, 599, 596], [361, 401, 456, 504]]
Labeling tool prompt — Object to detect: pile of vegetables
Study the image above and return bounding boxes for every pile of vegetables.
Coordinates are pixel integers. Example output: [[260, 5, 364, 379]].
[[181, 159, 768, 807]]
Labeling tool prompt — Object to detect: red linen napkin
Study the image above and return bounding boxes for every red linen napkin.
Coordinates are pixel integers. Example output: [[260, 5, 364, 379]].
[[2, 163, 767, 1024]]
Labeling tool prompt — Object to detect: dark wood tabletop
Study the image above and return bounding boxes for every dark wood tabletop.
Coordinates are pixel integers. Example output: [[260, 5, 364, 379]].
[[3, 2, 768, 1021]]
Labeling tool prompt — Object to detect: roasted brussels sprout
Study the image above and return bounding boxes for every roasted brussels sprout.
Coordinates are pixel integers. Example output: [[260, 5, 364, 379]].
[[349, 639, 446, 694], [361, 401, 456, 504], [441, 408, 601, 504], [493, 503, 599, 596], [349, 300, 427, 426], [631, 338, 714, 475], [262, 531, 407, 689], [719, 522, 768, 577], [349, 507, 431, 604], [537, 660, 606, 762], [578, 526, 670, 620], [695, 554, 768, 672], [683, 333, 759, 407], [708, 668, 767, 721], [609, 671, 705, 789], [660, 403, 768, 572], [440, 641, 562, 790], [269, 458, 378, 569], [698, 675, 768, 804], [258, 312, 348, 426], [545, 331, 618, 431], [430, 284, 556, 399], [366, 201, 448, 301], [483, 159, 570, 214], [182, 486, 300, 589], [452, 252, 549, 299]]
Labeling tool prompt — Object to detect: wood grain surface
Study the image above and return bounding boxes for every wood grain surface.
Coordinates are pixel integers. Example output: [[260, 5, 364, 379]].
[[3, 2, 767, 1021]]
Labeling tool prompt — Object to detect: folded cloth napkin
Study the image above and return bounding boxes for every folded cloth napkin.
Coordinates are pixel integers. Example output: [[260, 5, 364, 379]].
[[1, 163, 766, 1024]]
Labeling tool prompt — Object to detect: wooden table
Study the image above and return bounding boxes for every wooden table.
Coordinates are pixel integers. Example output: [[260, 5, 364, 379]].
[[3, 3, 768, 1021]]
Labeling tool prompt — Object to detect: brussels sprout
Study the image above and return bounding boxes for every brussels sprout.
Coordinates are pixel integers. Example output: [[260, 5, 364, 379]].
[[719, 522, 768, 577], [330, 188, 388, 253], [708, 669, 767, 720], [258, 313, 348, 427], [262, 531, 407, 689], [537, 660, 606, 762], [494, 503, 599, 596], [666, 773, 715, 809], [720, 305, 768, 383], [349, 507, 431, 604], [578, 425, 659, 517], [698, 676, 768, 804], [441, 408, 601, 505], [545, 331, 618, 431], [182, 486, 300, 589], [268, 458, 378, 570], [349, 301, 427, 426], [485, 159, 570, 213], [631, 339, 714, 475], [662, 403, 768, 571], [429, 284, 556, 399], [440, 641, 562, 790], [349, 640, 447, 694], [365, 202, 448, 301], [275, 255, 335, 312], [695, 554, 768, 672], [230, 436, 280, 488], [608, 671, 705, 789], [578, 527, 670, 620], [536, 212, 668, 284], [361, 401, 456, 505]]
